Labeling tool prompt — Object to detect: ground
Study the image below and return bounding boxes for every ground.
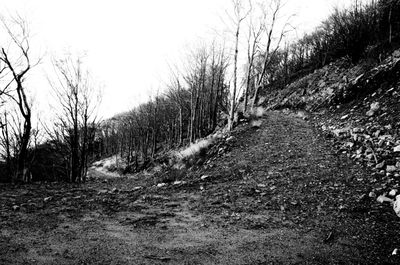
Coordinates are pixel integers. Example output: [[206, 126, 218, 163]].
[[1, 111, 400, 264]]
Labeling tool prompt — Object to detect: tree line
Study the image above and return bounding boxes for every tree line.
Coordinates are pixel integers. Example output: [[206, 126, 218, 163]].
[[0, 16, 99, 183], [0, 0, 399, 182], [248, 0, 400, 93]]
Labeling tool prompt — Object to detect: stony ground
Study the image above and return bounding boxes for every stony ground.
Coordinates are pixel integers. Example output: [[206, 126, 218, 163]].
[[1, 111, 400, 264]]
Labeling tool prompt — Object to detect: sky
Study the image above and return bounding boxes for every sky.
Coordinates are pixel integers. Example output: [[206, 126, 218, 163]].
[[0, 0, 356, 120]]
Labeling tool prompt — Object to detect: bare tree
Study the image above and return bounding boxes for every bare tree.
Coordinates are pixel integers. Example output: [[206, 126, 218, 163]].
[[48, 55, 100, 182], [227, 0, 251, 130], [244, 4, 264, 112], [252, 0, 292, 108], [388, 0, 400, 44], [0, 15, 37, 182]]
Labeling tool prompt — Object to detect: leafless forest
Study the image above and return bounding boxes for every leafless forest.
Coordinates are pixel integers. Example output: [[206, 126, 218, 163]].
[[1, 0, 397, 184]]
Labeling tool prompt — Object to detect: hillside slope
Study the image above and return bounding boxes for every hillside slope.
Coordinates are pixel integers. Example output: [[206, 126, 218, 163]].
[[261, 49, 400, 201], [1, 112, 399, 264]]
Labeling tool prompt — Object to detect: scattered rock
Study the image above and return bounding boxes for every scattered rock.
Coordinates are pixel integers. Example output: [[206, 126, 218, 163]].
[[376, 162, 385, 170], [394, 195, 400, 217], [226, 136, 235, 142], [340, 114, 349, 120], [389, 189, 398, 197], [387, 165, 397, 173], [366, 102, 380, 117], [12, 205, 20, 211], [98, 189, 108, 195], [377, 195, 394, 204], [201, 175, 210, 180], [157, 183, 167, 188], [251, 120, 263, 128], [173, 180, 183, 185], [44, 196, 53, 202], [394, 145, 400, 153], [392, 248, 399, 256]]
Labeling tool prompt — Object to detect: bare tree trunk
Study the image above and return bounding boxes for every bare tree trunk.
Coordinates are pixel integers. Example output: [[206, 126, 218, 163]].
[[229, 25, 240, 131], [228, 0, 251, 131], [389, 3, 393, 44], [179, 107, 183, 145], [252, 1, 285, 109]]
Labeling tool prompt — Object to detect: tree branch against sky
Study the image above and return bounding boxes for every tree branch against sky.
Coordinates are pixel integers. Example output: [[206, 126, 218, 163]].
[[0, 15, 40, 182], [0, 0, 360, 120]]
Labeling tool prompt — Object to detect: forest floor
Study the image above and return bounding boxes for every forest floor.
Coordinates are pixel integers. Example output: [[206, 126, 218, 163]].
[[1, 111, 400, 265]]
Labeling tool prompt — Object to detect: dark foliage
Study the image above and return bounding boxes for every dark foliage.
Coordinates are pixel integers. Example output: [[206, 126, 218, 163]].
[[255, 0, 400, 92]]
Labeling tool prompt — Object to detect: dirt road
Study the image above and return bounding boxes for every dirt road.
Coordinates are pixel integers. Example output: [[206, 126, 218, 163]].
[[1, 111, 399, 264]]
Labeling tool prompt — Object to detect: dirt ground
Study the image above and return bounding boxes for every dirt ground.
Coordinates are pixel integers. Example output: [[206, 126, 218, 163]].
[[1, 111, 400, 264]]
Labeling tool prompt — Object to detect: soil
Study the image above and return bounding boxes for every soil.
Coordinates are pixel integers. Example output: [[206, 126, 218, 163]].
[[1, 111, 399, 264]]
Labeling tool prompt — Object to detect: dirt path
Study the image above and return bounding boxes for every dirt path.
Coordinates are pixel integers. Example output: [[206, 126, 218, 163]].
[[1, 111, 399, 264]]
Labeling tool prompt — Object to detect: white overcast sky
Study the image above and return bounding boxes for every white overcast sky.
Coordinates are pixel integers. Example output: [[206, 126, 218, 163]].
[[0, 0, 356, 119]]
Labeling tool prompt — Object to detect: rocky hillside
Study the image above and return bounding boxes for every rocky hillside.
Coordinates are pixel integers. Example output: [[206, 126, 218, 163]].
[[262, 49, 400, 207]]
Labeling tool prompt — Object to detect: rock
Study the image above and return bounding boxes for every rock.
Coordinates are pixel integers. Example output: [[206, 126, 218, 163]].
[[393, 195, 400, 217], [366, 154, 374, 160], [377, 195, 394, 204], [44, 196, 53, 202], [394, 145, 400, 152], [111, 188, 119, 193], [376, 162, 385, 170], [387, 165, 397, 173], [384, 124, 393, 130], [374, 130, 381, 137], [157, 183, 167, 188], [226, 136, 235, 142], [201, 175, 210, 180], [12, 205, 20, 211], [173, 180, 183, 185], [251, 120, 263, 128], [332, 127, 351, 137], [389, 189, 398, 197], [366, 102, 380, 117], [369, 191, 376, 198], [366, 110, 375, 117], [98, 189, 108, 195], [344, 142, 354, 148], [371, 102, 380, 110], [392, 248, 399, 256], [340, 114, 349, 120]]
